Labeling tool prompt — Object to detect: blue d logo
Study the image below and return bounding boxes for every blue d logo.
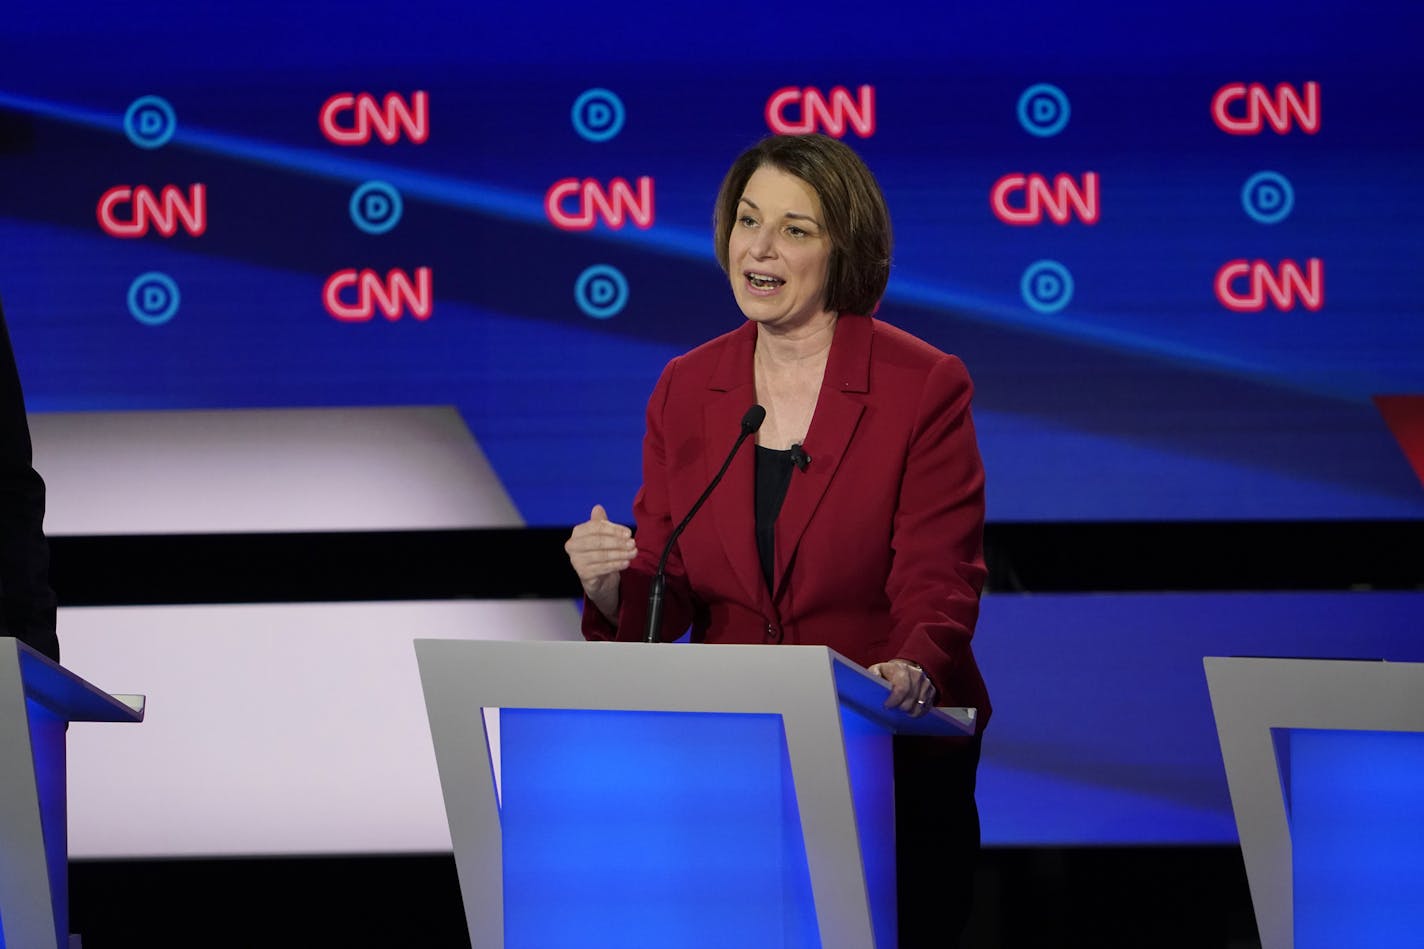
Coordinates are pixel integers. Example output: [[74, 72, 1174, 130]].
[[350, 181, 404, 234]]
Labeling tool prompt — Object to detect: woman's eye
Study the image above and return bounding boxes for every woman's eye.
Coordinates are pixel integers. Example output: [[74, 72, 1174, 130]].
[[739, 215, 758, 227], [786, 226, 806, 238]]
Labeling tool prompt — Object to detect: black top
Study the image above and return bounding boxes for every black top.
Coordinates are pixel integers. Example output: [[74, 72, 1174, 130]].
[[754, 445, 796, 592]]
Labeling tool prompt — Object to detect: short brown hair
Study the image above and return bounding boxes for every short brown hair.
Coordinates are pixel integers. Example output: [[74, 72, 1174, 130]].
[[713, 134, 893, 316]]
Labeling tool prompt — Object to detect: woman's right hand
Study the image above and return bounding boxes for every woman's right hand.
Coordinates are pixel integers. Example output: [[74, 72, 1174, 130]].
[[564, 504, 636, 623]]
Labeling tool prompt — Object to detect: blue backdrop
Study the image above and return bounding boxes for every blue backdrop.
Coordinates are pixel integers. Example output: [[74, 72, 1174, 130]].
[[3, 1, 1421, 526]]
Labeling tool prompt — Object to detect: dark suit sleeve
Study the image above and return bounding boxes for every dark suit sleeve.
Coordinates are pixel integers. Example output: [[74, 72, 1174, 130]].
[[0, 300, 59, 662], [885, 353, 986, 709]]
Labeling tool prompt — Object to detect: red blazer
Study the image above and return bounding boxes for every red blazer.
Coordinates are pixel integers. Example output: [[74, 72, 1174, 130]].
[[583, 314, 990, 729]]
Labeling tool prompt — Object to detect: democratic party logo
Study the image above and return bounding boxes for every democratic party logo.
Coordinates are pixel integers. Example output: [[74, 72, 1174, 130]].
[[991, 173, 1099, 225], [545, 177, 655, 230], [574, 265, 629, 319], [97, 185, 207, 237], [765, 86, 875, 138], [1212, 82, 1319, 135], [350, 181, 403, 234], [124, 95, 177, 149], [1017, 84, 1070, 137], [1215, 259, 1323, 312], [127, 272, 180, 325], [320, 92, 429, 145], [572, 89, 625, 142], [1021, 260, 1074, 314], [323, 268, 433, 321], [1241, 171, 1294, 225]]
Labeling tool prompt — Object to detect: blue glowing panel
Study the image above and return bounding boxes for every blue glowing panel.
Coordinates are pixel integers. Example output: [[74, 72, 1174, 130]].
[[1289, 729, 1424, 949], [839, 706, 897, 948], [0, 702, 67, 949], [498, 709, 818, 949]]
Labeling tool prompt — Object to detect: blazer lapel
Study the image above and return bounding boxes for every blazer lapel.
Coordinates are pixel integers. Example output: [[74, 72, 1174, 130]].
[[704, 324, 770, 613], [771, 315, 871, 600]]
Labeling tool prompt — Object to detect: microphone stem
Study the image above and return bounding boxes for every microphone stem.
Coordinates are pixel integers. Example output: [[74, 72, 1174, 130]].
[[643, 427, 755, 644]]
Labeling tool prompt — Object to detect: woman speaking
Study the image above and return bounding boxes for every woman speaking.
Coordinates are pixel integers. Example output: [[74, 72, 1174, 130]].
[[565, 132, 989, 947]]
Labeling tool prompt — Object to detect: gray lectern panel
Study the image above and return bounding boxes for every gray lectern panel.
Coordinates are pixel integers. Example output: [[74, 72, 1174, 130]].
[[1204, 657, 1424, 949], [1, 639, 144, 949], [416, 640, 973, 949]]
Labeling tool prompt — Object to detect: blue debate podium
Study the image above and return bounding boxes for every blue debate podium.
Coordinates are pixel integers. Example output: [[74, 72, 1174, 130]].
[[0, 638, 145, 949], [416, 640, 974, 949], [1205, 657, 1424, 949]]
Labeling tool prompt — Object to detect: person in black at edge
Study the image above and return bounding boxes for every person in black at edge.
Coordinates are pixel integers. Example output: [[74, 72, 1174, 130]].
[[0, 294, 58, 662]]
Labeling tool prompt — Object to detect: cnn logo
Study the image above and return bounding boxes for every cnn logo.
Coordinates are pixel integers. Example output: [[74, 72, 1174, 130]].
[[97, 185, 206, 238], [323, 268, 433, 321], [765, 86, 875, 138], [1212, 82, 1319, 135], [545, 177, 654, 230], [990, 174, 1098, 225], [320, 92, 429, 145], [1215, 259, 1324, 312]]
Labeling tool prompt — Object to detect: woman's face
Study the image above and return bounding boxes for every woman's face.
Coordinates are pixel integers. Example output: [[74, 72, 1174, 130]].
[[727, 164, 834, 334]]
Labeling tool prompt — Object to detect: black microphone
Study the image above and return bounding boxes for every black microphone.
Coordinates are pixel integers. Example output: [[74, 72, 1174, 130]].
[[644, 404, 766, 643], [790, 443, 811, 473]]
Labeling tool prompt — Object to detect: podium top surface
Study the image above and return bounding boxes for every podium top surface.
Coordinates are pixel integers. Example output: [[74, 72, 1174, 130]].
[[415, 639, 973, 737], [1204, 655, 1424, 728], [3, 638, 145, 723]]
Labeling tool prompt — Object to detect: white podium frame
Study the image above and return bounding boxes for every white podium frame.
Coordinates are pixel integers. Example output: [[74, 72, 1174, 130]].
[[1204, 656, 1424, 949], [0, 638, 144, 949], [417, 640, 973, 949]]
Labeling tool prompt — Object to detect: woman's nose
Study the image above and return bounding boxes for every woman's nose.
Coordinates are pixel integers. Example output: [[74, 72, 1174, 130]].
[[749, 229, 776, 258]]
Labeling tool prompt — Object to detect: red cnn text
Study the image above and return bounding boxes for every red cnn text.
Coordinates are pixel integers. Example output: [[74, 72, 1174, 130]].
[[1215, 259, 1324, 312], [97, 185, 207, 238], [991, 173, 1099, 225], [544, 177, 655, 231], [765, 85, 875, 138], [1212, 82, 1320, 135], [320, 92, 430, 145], [324, 268, 433, 322]]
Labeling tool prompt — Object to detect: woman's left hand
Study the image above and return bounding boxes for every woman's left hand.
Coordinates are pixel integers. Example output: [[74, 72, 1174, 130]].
[[868, 659, 937, 717]]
